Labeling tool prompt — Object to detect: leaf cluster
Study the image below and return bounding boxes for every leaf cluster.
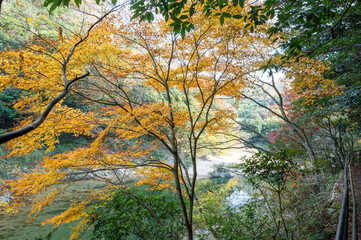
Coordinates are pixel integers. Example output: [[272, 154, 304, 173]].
[[235, 150, 299, 192], [90, 189, 184, 240], [198, 202, 274, 240]]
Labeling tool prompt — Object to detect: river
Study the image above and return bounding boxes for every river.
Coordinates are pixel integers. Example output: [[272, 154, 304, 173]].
[[0, 149, 254, 239]]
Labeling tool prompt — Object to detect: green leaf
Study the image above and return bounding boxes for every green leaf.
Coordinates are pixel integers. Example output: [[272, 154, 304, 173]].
[[189, 5, 195, 16], [49, 3, 57, 12], [271, 37, 279, 43], [111, 0, 117, 5], [223, 12, 232, 18], [261, 15, 268, 21], [49, 0, 62, 12], [205, 11, 212, 17], [181, 27, 186, 39], [145, 12, 154, 22], [64, 0, 70, 6], [74, 0, 81, 7], [188, 23, 194, 31], [170, 14, 182, 23], [233, 14, 242, 19], [174, 25, 181, 35], [131, 12, 140, 20], [220, 16, 224, 25], [169, 21, 178, 27], [43, 0, 52, 7]]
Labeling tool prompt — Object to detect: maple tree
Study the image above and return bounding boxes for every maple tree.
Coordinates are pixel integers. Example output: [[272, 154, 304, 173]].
[[0, 2, 127, 145], [0, 2, 282, 238], [1, 1, 348, 239], [215, 54, 341, 162]]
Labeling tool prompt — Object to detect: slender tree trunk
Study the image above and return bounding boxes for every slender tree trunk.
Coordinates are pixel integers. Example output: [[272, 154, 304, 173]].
[[303, 140, 316, 162], [172, 152, 193, 240], [277, 191, 289, 239]]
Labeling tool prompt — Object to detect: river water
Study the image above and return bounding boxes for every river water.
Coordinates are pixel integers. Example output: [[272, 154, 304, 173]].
[[0, 181, 105, 240], [0, 150, 254, 239]]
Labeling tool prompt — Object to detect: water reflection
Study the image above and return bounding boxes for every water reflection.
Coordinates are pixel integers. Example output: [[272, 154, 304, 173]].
[[227, 188, 253, 206]]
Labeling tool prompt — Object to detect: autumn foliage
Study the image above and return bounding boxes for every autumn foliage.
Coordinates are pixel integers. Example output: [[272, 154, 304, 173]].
[[0, 2, 341, 239]]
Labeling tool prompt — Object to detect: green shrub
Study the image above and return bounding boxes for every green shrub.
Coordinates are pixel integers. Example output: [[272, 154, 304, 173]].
[[90, 189, 184, 240]]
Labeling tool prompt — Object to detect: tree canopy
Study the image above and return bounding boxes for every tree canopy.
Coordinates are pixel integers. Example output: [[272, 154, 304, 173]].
[[1, 0, 360, 239], [1, 4, 281, 239]]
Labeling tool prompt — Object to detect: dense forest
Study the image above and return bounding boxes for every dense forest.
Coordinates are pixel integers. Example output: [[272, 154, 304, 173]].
[[0, 0, 360, 239]]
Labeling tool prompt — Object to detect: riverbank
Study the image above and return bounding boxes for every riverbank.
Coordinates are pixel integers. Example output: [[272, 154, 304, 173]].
[[189, 149, 255, 178]]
